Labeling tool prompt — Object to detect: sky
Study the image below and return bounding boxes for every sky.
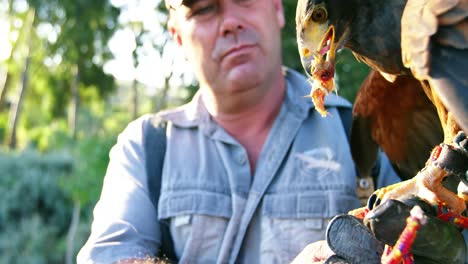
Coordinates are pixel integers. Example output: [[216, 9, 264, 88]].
[[0, 0, 27, 61], [0, 20, 11, 62]]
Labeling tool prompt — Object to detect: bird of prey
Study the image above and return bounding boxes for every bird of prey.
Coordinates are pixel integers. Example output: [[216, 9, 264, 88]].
[[296, 0, 468, 213]]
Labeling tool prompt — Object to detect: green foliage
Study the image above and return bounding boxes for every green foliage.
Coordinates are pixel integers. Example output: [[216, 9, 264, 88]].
[[335, 49, 370, 103], [282, 0, 302, 72], [43, 69, 74, 118], [27, 119, 71, 151], [0, 113, 7, 143], [0, 105, 130, 262], [64, 132, 116, 206], [1, 214, 63, 264], [25, 105, 129, 205], [0, 150, 73, 263], [0, 1, 165, 262], [23, 0, 120, 119]]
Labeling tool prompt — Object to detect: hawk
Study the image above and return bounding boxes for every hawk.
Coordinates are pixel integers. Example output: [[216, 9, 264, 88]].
[[296, 0, 468, 213]]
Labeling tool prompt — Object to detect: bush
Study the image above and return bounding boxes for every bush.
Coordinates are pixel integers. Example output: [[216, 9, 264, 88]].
[[0, 150, 73, 263]]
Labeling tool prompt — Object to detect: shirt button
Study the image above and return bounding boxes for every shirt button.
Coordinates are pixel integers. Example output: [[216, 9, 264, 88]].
[[237, 155, 247, 165], [206, 125, 215, 135]]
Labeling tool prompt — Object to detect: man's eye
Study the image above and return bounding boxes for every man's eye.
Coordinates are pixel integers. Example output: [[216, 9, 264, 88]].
[[189, 4, 216, 18], [235, 0, 254, 6]]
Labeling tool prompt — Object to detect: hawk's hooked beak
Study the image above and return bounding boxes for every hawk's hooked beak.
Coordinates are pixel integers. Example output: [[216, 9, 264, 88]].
[[299, 25, 336, 77]]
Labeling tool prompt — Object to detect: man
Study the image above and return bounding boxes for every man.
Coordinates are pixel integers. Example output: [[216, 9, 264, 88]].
[[77, 0, 400, 263]]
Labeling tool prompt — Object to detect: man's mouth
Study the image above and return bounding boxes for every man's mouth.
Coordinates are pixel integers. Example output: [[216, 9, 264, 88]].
[[212, 29, 259, 62], [222, 44, 256, 61]]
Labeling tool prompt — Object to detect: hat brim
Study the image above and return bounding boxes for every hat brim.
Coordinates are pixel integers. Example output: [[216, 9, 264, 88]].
[[165, 0, 184, 9]]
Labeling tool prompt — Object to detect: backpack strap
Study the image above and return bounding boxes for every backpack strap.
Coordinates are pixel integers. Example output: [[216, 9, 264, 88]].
[[337, 106, 352, 142], [143, 115, 178, 262], [337, 106, 378, 206]]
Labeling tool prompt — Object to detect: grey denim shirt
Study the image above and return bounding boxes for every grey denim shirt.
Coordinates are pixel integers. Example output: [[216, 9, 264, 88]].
[[77, 68, 401, 264]]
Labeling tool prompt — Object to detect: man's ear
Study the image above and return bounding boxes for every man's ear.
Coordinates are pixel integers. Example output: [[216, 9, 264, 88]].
[[168, 17, 183, 46], [273, 0, 285, 28]]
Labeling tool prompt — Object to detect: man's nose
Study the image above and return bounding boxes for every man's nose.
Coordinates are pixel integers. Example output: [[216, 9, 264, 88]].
[[219, 6, 244, 37]]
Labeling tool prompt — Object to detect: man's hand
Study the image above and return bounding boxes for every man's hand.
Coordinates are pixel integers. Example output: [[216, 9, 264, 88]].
[[290, 240, 334, 264]]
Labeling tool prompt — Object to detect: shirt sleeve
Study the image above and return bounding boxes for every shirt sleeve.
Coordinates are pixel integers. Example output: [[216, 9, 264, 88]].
[[77, 115, 161, 264], [375, 151, 402, 189]]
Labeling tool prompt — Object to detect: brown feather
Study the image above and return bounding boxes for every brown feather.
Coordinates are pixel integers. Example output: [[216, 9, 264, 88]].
[[353, 71, 444, 180]]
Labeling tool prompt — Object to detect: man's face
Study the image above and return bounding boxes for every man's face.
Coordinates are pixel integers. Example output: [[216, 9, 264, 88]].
[[169, 0, 285, 96]]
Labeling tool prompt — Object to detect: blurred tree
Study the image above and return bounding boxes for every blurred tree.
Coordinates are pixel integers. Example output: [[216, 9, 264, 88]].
[[7, 11, 33, 149], [0, 0, 120, 146], [3, 7, 36, 148], [25, 0, 120, 137], [0, 0, 26, 111]]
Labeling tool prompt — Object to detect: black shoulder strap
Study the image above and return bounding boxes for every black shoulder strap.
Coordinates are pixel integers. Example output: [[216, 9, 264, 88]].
[[337, 106, 379, 205], [337, 106, 381, 179], [143, 115, 178, 262], [337, 106, 352, 143]]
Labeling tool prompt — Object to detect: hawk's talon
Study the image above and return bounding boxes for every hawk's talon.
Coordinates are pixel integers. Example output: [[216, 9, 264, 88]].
[[367, 163, 467, 214], [367, 185, 394, 210], [367, 193, 379, 210]]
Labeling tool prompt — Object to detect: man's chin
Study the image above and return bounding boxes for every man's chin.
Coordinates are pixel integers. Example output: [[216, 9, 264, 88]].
[[225, 63, 263, 86]]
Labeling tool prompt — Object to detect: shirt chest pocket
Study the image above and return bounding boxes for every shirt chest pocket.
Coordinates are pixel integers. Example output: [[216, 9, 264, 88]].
[[259, 191, 362, 262], [158, 190, 232, 263]]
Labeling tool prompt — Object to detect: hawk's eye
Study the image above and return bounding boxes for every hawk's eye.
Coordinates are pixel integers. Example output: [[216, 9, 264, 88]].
[[311, 7, 328, 23]]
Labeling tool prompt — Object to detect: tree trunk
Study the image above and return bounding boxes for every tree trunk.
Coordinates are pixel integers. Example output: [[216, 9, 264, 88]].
[[66, 200, 81, 264], [154, 73, 173, 112], [8, 57, 29, 149], [131, 79, 138, 119], [7, 9, 35, 149], [0, 73, 12, 111], [1, 0, 26, 110], [68, 65, 79, 139]]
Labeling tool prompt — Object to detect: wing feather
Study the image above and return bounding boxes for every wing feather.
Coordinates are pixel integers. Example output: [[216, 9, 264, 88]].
[[352, 71, 443, 180]]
